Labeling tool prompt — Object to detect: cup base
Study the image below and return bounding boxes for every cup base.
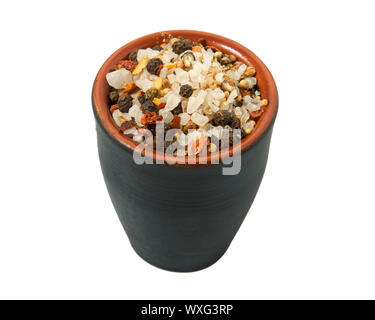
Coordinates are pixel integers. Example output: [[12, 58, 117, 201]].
[[129, 239, 229, 273]]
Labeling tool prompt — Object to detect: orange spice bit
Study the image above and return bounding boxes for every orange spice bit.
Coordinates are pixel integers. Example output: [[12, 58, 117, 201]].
[[122, 82, 136, 94], [188, 134, 209, 156], [157, 102, 166, 110], [116, 60, 138, 71], [166, 63, 177, 69], [110, 104, 119, 113], [141, 111, 163, 125], [170, 115, 181, 129]]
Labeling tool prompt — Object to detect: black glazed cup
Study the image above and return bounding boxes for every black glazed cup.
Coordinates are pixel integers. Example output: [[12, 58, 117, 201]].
[[92, 30, 278, 272]]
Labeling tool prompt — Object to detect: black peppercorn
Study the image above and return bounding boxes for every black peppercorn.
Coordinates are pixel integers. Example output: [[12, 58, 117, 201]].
[[181, 52, 195, 68], [234, 99, 243, 108], [183, 39, 193, 48], [138, 92, 146, 104], [212, 110, 233, 126], [179, 84, 193, 98], [172, 102, 183, 115], [109, 89, 119, 104], [118, 96, 133, 113], [231, 117, 241, 129], [152, 45, 163, 51], [146, 58, 163, 75], [172, 40, 193, 54], [145, 88, 159, 101], [128, 50, 138, 62], [249, 84, 259, 97], [141, 100, 158, 113]]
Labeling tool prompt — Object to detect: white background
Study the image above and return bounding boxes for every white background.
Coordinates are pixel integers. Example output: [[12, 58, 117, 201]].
[[0, 0, 374, 300]]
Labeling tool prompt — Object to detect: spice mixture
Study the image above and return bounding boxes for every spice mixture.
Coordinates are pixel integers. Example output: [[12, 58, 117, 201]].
[[106, 34, 268, 156]]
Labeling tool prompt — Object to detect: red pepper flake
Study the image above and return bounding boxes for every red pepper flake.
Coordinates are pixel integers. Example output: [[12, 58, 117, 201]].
[[141, 111, 163, 125], [170, 115, 181, 129], [110, 104, 119, 113], [116, 60, 138, 71], [157, 102, 166, 110], [120, 120, 135, 131]]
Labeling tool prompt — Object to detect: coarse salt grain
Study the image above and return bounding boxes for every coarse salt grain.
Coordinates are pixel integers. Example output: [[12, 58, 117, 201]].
[[175, 68, 190, 84], [171, 82, 180, 95], [135, 77, 153, 92], [177, 133, 188, 146], [167, 74, 177, 84], [237, 64, 247, 78], [106, 68, 133, 89], [187, 130, 203, 144], [159, 109, 174, 124], [246, 98, 262, 112], [137, 48, 160, 61], [191, 112, 209, 127], [234, 107, 242, 116], [159, 67, 168, 78], [179, 113, 191, 125], [124, 127, 138, 135], [248, 77, 257, 88], [186, 90, 207, 114], [161, 50, 178, 64], [241, 112, 250, 124], [227, 88, 238, 103], [133, 134, 144, 143], [212, 88, 225, 100], [165, 93, 181, 111], [128, 105, 143, 125], [189, 69, 200, 83], [215, 72, 224, 82]]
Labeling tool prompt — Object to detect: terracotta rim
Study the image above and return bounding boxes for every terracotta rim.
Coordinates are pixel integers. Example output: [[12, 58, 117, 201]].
[[92, 30, 278, 166]]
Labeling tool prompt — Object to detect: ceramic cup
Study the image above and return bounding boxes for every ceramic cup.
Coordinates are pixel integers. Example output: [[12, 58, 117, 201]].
[[92, 30, 278, 272]]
